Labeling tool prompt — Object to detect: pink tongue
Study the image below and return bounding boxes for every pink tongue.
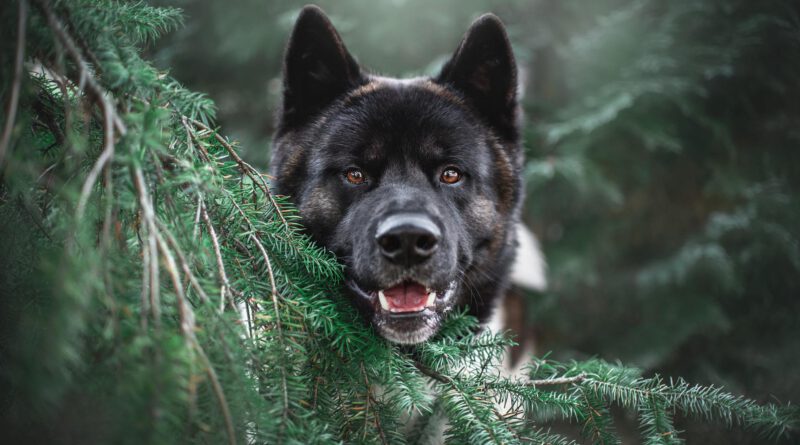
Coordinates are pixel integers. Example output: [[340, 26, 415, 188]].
[[383, 282, 428, 312]]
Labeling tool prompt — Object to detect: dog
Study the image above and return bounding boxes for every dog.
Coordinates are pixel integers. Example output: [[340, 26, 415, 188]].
[[270, 5, 529, 345]]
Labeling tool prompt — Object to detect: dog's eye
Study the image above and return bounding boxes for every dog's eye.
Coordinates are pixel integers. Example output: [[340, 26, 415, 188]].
[[440, 167, 462, 184], [345, 168, 366, 185]]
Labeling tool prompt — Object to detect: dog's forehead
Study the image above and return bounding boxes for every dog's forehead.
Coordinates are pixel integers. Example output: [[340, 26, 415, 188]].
[[322, 77, 488, 160], [344, 76, 466, 107]]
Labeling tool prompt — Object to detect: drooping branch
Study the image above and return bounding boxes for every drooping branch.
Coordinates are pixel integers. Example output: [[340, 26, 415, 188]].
[[156, 218, 210, 305], [131, 163, 237, 445], [190, 118, 289, 229], [201, 200, 233, 312], [252, 233, 290, 426]]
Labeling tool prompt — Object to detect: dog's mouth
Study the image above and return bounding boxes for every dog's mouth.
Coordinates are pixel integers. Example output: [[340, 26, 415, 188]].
[[378, 281, 436, 314], [345, 278, 458, 343], [346, 279, 456, 315]]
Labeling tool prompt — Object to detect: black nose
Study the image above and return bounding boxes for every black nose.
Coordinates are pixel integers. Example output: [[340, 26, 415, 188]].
[[375, 213, 441, 266]]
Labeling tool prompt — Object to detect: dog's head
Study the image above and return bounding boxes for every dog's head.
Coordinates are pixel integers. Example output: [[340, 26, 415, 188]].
[[271, 6, 523, 344]]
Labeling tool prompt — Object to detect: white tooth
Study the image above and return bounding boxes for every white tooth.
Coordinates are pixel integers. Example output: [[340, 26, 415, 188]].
[[426, 291, 436, 307], [378, 290, 390, 311]]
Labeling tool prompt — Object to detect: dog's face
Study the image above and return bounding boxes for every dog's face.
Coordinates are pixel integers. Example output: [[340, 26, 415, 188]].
[[271, 6, 523, 344]]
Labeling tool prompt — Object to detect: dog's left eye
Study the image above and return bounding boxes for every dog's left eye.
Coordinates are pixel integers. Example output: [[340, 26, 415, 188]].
[[345, 168, 366, 185], [440, 167, 463, 184]]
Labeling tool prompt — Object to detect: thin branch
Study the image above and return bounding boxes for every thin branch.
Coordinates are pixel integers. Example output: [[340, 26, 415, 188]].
[[360, 362, 388, 445], [182, 116, 210, 162], [193, 339, 237, 445], [192, 194, 202, 241], [419, 363, 501, 444], [158, 228, 237, 445], [201, 200, 234, 312], [528, 373, 587, 387], [132, 166, 161, 327], [156, 218, 210, 305], [190, 118, 288, 229], [100, 159, 115, 249], [251, 233, 290, 427], [76, 93, 115, 219], [0, 0, 28, 167], [132, 164, 236, 445], [362, 362, 370, 441], [156, 227, 191, 333], [139, 215, 150, 330], [414, 360, 451, 385], [134, 165, 191, 333]]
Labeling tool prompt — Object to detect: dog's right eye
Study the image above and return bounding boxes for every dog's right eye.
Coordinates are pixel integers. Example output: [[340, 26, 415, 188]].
[[345, 168, 366, 185], [440, 166, 463, 184]]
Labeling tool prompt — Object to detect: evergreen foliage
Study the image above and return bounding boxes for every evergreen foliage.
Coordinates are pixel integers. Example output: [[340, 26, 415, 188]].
[[0, 1, 797, 443], [519, 6, 800, 440]]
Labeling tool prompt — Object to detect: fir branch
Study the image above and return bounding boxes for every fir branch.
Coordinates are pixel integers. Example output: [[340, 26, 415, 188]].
[[200, 200, 233, 311], [529, 373, 588, 387], [360, 362, 388, 445], [638, 393, 682, 445], [414, 360, 515, 444], [155, 218, 210, 305], [414, 359, 449, 384], [193, 340, 237, 445], [182, 115, 211, 163], [252, 232, 290, 428], [579, 385, 620, 445], [190, 118, 289, 229], [133, 163, 161, 328], [585, 375, 798, 438], [132, 163, 237, 445]]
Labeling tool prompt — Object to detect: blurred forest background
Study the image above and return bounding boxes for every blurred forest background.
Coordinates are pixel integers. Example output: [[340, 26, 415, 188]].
[[150, 0, 800, 440]]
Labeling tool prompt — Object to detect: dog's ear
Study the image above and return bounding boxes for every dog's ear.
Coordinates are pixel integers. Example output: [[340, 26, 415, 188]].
[[436, 14, 518, 140], [279, 5, 363, 132]]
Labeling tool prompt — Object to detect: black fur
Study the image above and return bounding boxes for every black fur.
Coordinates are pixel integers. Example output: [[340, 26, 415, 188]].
[[271, 5, 523, 344]]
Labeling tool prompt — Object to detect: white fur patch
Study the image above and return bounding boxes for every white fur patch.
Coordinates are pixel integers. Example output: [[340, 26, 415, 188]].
[[510, 223, 547, 291]]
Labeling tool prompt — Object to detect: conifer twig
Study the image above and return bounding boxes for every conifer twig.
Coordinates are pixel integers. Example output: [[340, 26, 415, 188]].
[[528, 373, 587, 387], [182, 116, 210, 162], [156, 219, 210, 304], [189, 118, 289, 229], [201, 201, 233, 312], [0, 0, 28, 167], [132, 165, 161, 327], [251, 233, 290, 426], [413, 360, 503, 442], [361, 362, 388, 444], [193, 340, 237, 445], [132, 164, 236, 445], [139, 219, 151, 330], [413, 360, 451, 384]]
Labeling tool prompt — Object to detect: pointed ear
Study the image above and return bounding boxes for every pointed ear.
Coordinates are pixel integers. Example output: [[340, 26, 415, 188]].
[[436, 14, 518, 140], [279, 6, 364, 131]]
